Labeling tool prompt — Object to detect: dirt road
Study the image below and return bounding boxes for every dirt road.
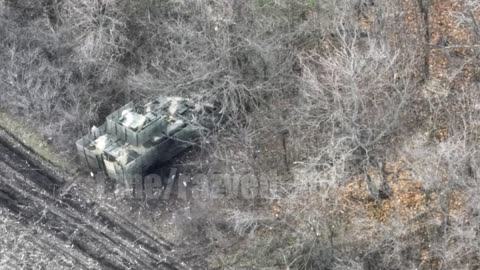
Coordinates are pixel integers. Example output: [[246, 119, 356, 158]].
[[0, 130, 193, 270]]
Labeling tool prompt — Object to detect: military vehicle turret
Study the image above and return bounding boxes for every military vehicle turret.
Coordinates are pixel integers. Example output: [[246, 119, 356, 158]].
[[76, 96, 216, 187]]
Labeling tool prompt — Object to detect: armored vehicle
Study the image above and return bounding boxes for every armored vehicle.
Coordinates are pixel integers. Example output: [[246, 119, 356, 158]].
[[76, 96, 215, 187]]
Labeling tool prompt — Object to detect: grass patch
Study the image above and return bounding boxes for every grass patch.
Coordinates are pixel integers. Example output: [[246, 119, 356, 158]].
[[0, 110, 72, 172]]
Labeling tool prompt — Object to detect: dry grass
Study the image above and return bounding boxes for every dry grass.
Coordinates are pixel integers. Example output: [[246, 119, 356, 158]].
[[0, 209, 86, 269], [0, 110, 71, 171]]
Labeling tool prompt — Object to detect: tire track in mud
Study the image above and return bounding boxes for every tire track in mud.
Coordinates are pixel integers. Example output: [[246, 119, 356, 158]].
[[0, 136, 191, 270]]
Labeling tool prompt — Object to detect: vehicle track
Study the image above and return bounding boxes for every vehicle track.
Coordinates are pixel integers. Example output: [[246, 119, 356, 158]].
[[0, 135, 190, 270]]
